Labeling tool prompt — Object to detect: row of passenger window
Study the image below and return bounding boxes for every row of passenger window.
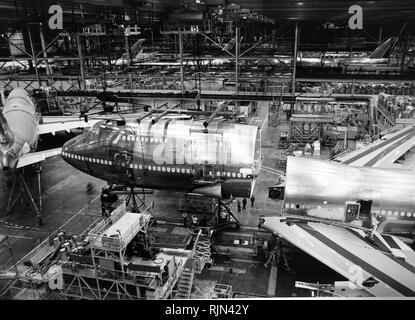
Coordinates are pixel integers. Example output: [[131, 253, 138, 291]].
[[63, 152, 248, 178], [121, 135, 227, 146], [283, 203, 414, 218]]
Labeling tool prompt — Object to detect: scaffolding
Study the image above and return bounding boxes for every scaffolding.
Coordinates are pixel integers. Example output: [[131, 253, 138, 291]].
[[59, 203, 190, 300], [179, 193, 216, 215], [0, 203, 193, 300]]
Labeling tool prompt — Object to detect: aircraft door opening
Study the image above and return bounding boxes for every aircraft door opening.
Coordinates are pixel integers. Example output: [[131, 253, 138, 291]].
[[357, 199, 373, 218]]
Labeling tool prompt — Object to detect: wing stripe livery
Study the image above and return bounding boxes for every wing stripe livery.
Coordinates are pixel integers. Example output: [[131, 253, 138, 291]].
[[296, 223, 415, 296], [262, 216, 415, 296], [363, 130, 415, 167], [347, 228, 392, 255], [382, 235, 401, 250], [386, 250, 415, 275], [341, 126, 414, 165]]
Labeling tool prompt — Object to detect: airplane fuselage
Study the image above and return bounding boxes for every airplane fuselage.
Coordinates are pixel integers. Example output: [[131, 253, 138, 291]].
[[0, 88, 39, 173], [62, 118, 261, 199], [283, 157, 415, 235]]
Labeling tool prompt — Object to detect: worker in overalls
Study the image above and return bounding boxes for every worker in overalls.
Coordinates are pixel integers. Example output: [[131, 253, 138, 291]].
[[370, 213, 379, 240], [191, 216, 198, 229], [100, 185, 118, 217], [250, 195, 256, 208], [237, 200, 242, 212], [182, 212, 188, 227], [100, 186, 109, 217], [242, 198, 247, 210]]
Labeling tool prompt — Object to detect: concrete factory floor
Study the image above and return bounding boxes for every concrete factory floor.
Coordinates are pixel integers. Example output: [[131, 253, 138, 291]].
[[0, 102, 342, 298]]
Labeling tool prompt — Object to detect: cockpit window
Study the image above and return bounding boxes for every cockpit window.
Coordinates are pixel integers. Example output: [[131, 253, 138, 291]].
[[85, 126, 100, 141]]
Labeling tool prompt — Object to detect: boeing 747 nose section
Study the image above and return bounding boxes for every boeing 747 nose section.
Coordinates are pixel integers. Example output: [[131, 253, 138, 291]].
[[62, 133, 90, 174], [61, 118, 260, 199], [62, 122, 118, 182]]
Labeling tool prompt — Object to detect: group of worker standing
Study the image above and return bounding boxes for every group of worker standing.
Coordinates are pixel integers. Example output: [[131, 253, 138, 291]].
[[181, 195, 256, 228], [182, 212, 199, 228], [237, 196, 255, 213]]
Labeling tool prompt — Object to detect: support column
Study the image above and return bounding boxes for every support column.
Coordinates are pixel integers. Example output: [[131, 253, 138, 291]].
[[400, 33, 409, 73], [76, 33, 86, 90], [106, 33, 112, 71], [291, 21, 299, 95], [124, 32, 131, 67], [235, 27, 240, 95], [291, 21, 299, 117], [27, 26, 41, 88], [151, 28, 154, 55], [39, 24, 51, 76], [272, 29, 276, 49], [179, 31, 184, 94]]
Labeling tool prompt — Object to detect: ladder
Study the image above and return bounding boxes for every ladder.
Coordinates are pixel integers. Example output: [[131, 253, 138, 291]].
[[175, 261, 195, 299]]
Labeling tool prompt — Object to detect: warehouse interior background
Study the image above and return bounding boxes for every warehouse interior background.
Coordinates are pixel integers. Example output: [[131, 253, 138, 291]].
[[0, 0, 414, 300]]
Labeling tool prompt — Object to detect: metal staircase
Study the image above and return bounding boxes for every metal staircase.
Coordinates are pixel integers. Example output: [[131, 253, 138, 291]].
[[193, 235, 212, 274], [290, 122, 320, 144], [377, 104, 396, 130], [175, 260, 195, 299]]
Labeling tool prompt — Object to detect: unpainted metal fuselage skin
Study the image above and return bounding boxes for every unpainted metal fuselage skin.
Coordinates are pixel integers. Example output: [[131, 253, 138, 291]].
[[283, 156, 415, 235], [0, 88, 39, 173], [62, 118, 261, 199]]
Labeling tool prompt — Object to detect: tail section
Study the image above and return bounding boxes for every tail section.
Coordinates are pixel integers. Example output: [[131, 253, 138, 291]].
[[130, 38, 145, 57], [368, 23, 406, 59], [368, 37, 395, 59]]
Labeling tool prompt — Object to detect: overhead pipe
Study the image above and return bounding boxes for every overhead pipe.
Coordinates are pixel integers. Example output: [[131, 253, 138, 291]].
[[203, 101, 228, 128], [136, 102, 168, 123], [151, 102, 181, 124]]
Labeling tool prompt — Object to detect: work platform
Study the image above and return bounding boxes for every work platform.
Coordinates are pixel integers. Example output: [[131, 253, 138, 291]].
[[0, 203, 193, 300]]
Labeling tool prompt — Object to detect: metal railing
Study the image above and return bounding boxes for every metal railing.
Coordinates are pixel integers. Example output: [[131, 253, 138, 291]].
[[88, 202, 153, 251]]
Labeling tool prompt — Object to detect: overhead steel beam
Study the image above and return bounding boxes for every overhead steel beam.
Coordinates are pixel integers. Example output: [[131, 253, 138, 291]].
[[179, 31, 184, 94], [56, 90, 371, 103], [200, 33, 235, 58], [235, 27, 239, 95], [35, 34, 61, 58], [0, 34, 31, 57]]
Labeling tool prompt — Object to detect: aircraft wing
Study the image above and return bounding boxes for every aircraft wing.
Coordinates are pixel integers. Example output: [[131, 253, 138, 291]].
[[334, 124, 415, 169], [16, 147, 61, 168], [261, 216, 415, 297], [39, 117, 100, 135]]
